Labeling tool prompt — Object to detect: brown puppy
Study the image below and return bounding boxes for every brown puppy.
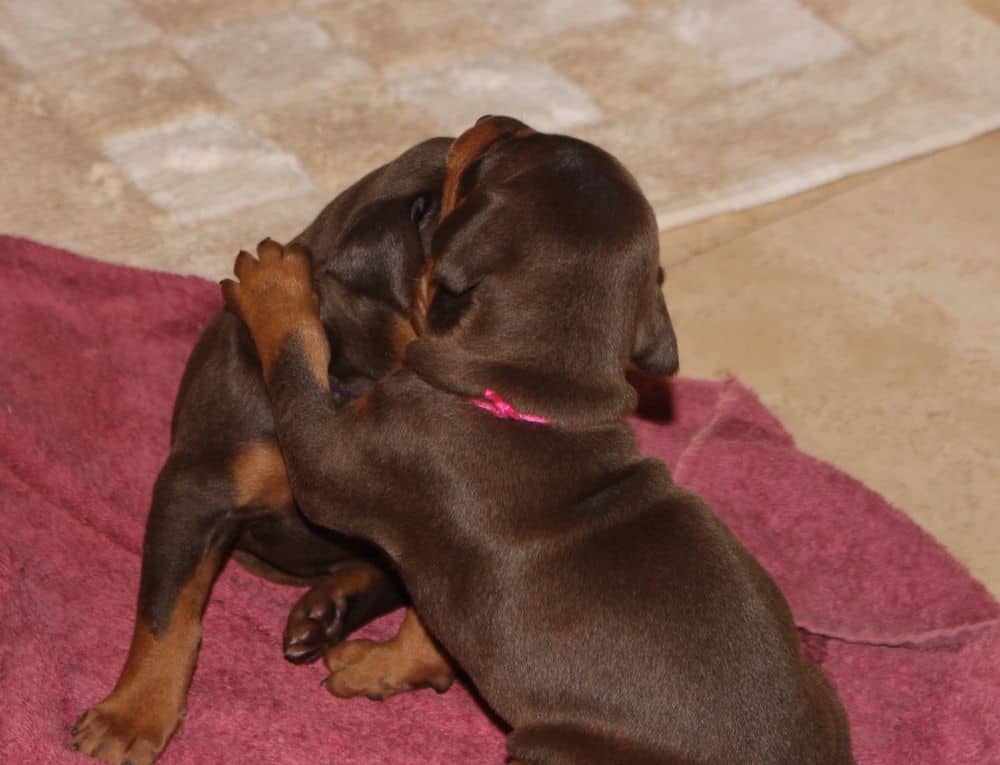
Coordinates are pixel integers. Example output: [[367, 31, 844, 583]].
[[72, 137, 451, 765], [223, 117, 854, 764]]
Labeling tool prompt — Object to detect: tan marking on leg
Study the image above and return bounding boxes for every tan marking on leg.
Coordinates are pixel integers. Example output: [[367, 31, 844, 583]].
[[231, 441, 293, 509], [323, 609, 454, 700], [258, 319, 328, 387], [351, 390, 374, 414], [409, 257, 437, 336], [284, 565, 381, 662], [222, 240, 327, 384], [295, 321, 332, 388], [73, 552, 221, 764], [391, 312, 418, 365]]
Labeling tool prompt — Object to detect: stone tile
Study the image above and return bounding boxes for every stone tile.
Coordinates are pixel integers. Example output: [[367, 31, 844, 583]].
[[0, 0, 159, 72], [390, 52, 603, 133], [241, 82, 443, 194], [666, 133, 1000, 594], [0, 49, 23, 89], [530, 14, 728, 118], [0, 81, 162, 266], [157, 193, 328, 281], [101, 113, 314, 224], [312, 0, 495, 69], [807, 0, 1000, 99], [132, 0, 298, 34], [581, 46, 997, 230], [35, 45, 221, 140], [481, 0, 633, 42], [172, 16, 373, 105], [658, 168, 880, 266], [664, 0, 853, 85], [964, 0, 1000, 23]]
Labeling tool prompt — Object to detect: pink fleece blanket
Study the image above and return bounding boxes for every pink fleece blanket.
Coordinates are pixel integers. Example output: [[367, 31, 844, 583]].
[[1, 235, 997, 764]]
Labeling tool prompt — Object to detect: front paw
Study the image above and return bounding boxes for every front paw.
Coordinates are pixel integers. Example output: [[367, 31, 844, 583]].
[[72, 699, 179, 765], [220, 238, 318, 336], [283, 584, 351, 664]]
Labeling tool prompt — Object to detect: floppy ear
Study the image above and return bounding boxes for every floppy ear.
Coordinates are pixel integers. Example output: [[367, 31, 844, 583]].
[[326, 193, 440, 312], [429, 191, 505, 294], [442, 115, 534, 214], [632, 269, 679, 376]]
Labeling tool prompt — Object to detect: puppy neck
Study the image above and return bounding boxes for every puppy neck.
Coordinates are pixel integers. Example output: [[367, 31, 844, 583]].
[[406, 335, 638, 429]]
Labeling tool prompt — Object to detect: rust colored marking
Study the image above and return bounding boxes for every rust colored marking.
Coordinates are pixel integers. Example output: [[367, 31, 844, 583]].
[[409, 256, 438, 336], [231, 441, 293, 509], [323, 609, 455, 699], [391, 312, 418, 364], [351, 390, 374, 414], [441, 117, 535, 215], [72, 552, 222, 761], [224, 240, 327, 385]]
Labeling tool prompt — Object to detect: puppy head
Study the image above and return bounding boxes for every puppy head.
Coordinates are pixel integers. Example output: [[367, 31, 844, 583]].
[[407, 117, 678, 426], [293, 137, 450, 383]]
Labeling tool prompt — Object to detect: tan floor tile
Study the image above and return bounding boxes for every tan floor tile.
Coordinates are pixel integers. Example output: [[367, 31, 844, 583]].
[[0, 50, 22, 90], [964, 0, 1000, 22], [666, 0, 853, 85], [0, 0, 159, 72], [532, 16, 729, 118], [156, 193, 328, 281], [390, 51, 603, 133], [35, 45, 222, 140], [101, 113, 314, 225], [172, 16, 373, 106], [240, 84, 444, 194], [479, 0, 633, 43], [665, 132, 1000, 594], [314, 0, 496, 70], [583, 43, 1000, 230], [0, 81, 163, 265], [659, 166, 886, 264], [131, 0, 298, 34]]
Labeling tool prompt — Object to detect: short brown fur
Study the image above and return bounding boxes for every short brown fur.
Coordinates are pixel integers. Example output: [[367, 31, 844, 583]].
[[231, 441, 293, 509], [323, 609, 454, 699], [224, 118, 853, 764], [75, 138, 451, 763], [73, 550, 220, 763]]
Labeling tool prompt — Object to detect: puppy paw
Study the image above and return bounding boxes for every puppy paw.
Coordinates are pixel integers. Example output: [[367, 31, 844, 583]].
[[323, 639, 454, 700], [72, 699, 179, 765], [283, 584, 350, 664], [220, 238, 318, 339]]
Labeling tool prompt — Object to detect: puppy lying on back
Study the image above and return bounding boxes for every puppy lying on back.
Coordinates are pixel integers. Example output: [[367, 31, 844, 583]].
[[223, 117, 855, 765], [72, 138, 450, 765]]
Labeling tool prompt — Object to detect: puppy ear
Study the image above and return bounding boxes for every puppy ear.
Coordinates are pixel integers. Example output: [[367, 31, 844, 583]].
[[632, 270, 679, 376], [443, 116, 534, 214], [326, 194, 439, 312], [429, 191, 502, 295]]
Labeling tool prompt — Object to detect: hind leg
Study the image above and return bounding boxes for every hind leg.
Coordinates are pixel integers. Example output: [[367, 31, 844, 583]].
[[322, 609, 454, 700]]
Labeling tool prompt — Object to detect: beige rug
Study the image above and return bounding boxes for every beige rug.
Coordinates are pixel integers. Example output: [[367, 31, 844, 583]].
[[1, 0, 998, 279]]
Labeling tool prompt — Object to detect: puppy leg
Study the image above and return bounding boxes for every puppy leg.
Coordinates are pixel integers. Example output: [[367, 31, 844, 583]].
[[283, 562, 403, 664], [73, 457, 234, 765], [323, 609, 454, 700], [221, 241, 419, 543]]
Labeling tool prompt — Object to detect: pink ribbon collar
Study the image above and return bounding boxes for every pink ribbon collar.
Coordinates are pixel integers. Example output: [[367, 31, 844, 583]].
[[470, 388, 550, 425]]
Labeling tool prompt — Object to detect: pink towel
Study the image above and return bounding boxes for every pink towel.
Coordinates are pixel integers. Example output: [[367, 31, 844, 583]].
[[1, 236, 997, 764]]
